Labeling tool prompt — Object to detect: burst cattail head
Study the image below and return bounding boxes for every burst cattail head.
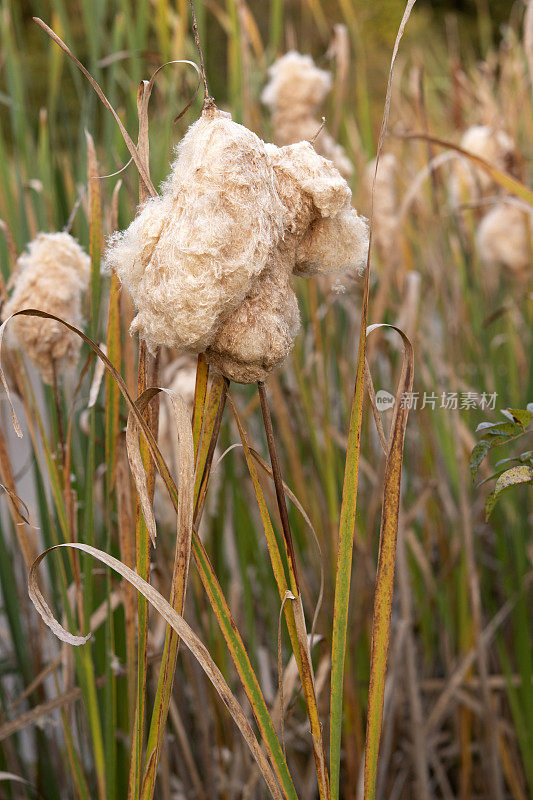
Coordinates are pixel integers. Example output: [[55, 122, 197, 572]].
[[476, 201, 532, 285], [105, 106, 368, 384], [2, 232, 90, 384], [261, 52, 331, 118], [449, 125, 518, 207], [261, 51, 353, 179]]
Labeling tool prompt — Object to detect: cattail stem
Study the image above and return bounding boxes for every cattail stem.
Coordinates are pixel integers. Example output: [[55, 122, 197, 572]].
[[51, 361, 65, 463], [310, 116, 326, 145], [188, 0, 210, 102], [257, 381, 299, 593], [193, 378, 228, 521]]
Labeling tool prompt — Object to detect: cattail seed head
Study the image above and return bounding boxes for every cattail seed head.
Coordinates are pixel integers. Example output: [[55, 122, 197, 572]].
[[106, 108, 286, 356], [105, 107, 368, 384], [2, 232, 90, 384], [476, 202, 532, 283], [261, 51, 353, 179], [262, 52, 332, 118], [449, 125, 518, 207]]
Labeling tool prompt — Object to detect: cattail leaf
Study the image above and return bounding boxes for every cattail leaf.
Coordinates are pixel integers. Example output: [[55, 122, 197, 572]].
[[191, 354, 209, 460], [363, 324, 414, 800], [126, 408, 158, 547], [0, 308, 294, 800], [86, 131, 102, 339], [33, 18, 158, 198], [129, 386, 194, 800], [0, 771, 41, 797], [28, 543, 285, 800], [115, 434, 137, 720], [193, 374, 226, 518], [330, 2, 416, 797], [230, 391, 329, 800], [105, 275, 122, 489], [403, 133, 533, 207]]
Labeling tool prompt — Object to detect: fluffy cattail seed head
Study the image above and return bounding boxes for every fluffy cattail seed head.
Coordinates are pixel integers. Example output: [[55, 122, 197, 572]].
[[106, 108, 286, 357], [262, 52, 331, 118], [2, 232, 90, 384], [476, 202, 532, 285], [105, 107, 368, 384], [449, 125, 518, 207], [261, 51, 353, 179]]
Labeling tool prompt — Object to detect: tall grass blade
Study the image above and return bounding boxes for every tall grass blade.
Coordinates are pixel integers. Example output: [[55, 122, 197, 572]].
[[28, 542, 285, 800], [363, 324, 414, 800], [329, 4, 416, 796], [403, 133, 533, 206], [0, 310, 295, 800]]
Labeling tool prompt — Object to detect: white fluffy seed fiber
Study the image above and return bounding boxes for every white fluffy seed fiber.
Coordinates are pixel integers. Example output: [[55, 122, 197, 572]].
[[106, 108, 286, 355], [261, 51, 353, 179], [476, 202, 532, 283], [105, 106, 368, 384], [2, 232, 90, 384], [449, 125, 518, 207]]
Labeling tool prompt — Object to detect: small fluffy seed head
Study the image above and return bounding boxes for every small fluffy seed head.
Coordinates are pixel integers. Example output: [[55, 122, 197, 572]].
[[449, 126, 518, 206], [105, 108, 368, 384], [2, 232, 90, 384], [261, 52, 331, 117], [476, 202, 532, 282], [261, 51, 353, 179]]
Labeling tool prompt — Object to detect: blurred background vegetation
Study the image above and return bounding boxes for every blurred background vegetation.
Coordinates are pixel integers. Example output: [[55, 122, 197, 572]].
[[0, 1, 532, 799]]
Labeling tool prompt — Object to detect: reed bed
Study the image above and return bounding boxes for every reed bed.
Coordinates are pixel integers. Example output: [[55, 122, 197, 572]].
[[0, 1, 531, 799]]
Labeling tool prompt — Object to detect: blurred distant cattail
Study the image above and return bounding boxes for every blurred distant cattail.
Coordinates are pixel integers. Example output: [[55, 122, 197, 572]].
[[476, 201, 532, 286], [154, 356, 199, 529], [448, 125, 519, 208], [525, 0, 533, 95], [2, 232, 90, 384], [261, 51, 353, 179], [365, 153, 400, 264], [105, 105, 368, 384]]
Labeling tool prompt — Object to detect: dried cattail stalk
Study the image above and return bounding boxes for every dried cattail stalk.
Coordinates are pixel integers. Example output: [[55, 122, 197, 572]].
[[476, 201, 533, 285], [448, 125, 518, 208], [364, 153, 399, 262], [106, 106, 368, 384], [261, 51, 353, 179], [2, 232, 90, 384]]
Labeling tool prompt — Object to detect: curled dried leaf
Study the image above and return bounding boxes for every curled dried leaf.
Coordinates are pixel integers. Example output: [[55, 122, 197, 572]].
[[28, 542, 284, 800]]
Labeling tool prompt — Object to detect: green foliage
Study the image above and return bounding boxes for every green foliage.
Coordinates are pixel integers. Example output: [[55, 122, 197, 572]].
[[0, 1, 532, 799], [471, 405, 533, 519]]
